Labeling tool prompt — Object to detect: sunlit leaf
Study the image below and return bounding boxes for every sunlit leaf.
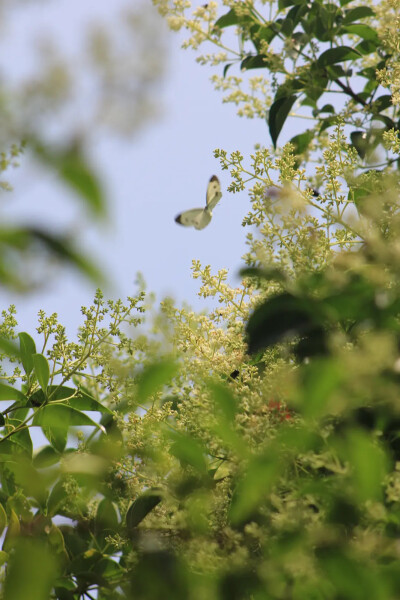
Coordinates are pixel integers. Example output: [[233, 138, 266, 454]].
[[33, 353, 50, 392]]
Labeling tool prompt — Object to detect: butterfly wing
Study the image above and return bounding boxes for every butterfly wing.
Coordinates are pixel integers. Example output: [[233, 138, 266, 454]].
[[175, 208, 212, 230], [206, 175, 222, 211]]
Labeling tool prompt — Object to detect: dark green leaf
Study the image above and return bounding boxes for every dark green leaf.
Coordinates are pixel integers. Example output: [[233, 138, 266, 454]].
[[371, 94, 393, 113], [223, 63, 232, 78], [240, 55, 267, 70], [289, 129, 314, 156], [319, 104, 335, 114], [355, 39, 380, 55], [268, 95, 297, 148], [342, 6, 375, 24], [96, 498, 119, 530], [240, 266, 288, 284], [126, 489, 162, 530], [350, 131, 368, 158], [246, 293, 320, 354], [33, 353, 50, 392], [317, 46, 361, 67]]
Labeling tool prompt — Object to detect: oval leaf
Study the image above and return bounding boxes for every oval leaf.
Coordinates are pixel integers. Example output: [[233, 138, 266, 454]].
[[126, 490, 162, 531], [18, 332, 36, 376], [33, 354, 50, 392], [317, 46, 361, 67], [268, 95, 297, 148]]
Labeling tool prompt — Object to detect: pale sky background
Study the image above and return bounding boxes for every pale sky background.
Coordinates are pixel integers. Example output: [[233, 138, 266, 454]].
[[0, 0, 303, 338]]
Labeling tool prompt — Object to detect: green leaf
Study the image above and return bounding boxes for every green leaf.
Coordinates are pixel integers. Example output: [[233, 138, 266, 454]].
[[240, 266, 288, 284], [137, 359, 178, 403], [47, 480, 68, 516], [268, 95, 297, 148], [214, 9, 239, 28], [342, 24, 379, 43], [342, 6, 375, 24], [170, 431, 208, 475], [32, 140, 105, 218], [289, 129, 314, 157], [18, 332, 36, 376], [6, 419, 33, 456], [96, 498, 119, 530], [32, 404, 104, 431], [240, 55, 267, 71], [344, 430, 388, 501], [229, 455, 279, 525], [2, 509, 20, 552], [0, 383, 25, 402], [0, 338, 20, 358], [300, 358, 344, 418], [371, 94, 393, 113], [317, 46, 361, 67], [33, 446, 60, 468], [126, 489, 162, 530], [223, 63, 232, 78], [28, 228, 104, 285], [355, 39, 380, 55], [3, 538, 60, 600], [246, 293, 320, 354], [249, 24, 277, 51], [319, 104, 335, 114], [350, 131, 368, 158], [209, 382, 237, 423], [33, 353, 50, 392], [0, 502, 7, 537]]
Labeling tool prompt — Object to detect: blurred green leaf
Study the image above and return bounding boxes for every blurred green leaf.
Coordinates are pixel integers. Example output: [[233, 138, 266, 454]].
[[170, 430, 208, 475], [28, 228, 104, 285], [229, 455, 279, 525], [137, 359, 178, 403], [0, 502, 7, 537], [33, 446, 60, 468], [3, 538, 60, 600], [32, 140, 105, 218], [344, 430, 389, 501]]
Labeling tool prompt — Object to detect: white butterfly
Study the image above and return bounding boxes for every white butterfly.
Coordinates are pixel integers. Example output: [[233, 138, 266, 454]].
[[175, 175, 222, 230]]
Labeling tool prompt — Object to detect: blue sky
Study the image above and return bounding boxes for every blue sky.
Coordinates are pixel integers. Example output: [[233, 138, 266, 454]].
[[0, 0, 302, 338]]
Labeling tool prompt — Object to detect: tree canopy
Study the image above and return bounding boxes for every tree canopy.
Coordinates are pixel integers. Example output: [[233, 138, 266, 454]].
[[1, 1, 400, 599]]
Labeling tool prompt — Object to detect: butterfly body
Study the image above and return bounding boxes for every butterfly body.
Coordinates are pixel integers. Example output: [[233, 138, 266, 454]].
[[175, 175, 222, 230]]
